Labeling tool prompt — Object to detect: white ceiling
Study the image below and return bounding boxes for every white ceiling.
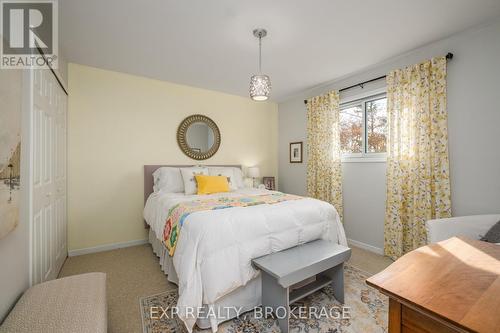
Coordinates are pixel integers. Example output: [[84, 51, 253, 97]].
[[60, 0, 500, 101]]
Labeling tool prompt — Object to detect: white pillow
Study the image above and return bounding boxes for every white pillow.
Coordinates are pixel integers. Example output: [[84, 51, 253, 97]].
[[152, 167, 184, 193], [180, 167, 209, 195], [208, 167, 237, 191]]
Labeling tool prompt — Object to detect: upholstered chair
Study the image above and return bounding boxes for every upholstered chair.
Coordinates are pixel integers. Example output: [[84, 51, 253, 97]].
[[426, 214, 500, 243]]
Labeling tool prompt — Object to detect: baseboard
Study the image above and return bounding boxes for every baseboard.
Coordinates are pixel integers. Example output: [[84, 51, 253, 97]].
[[69, 237, 382, 257], [348, 238, 384, 255], [68, 239, 148, 257]]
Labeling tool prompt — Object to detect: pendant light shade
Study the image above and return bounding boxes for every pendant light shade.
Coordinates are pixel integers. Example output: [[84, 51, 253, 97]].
[[250, 74, 271, 101], [249, 29, 271, 101]]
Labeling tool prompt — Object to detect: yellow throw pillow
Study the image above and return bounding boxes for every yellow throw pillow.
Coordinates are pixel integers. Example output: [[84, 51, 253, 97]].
[[195, 175, 230, 195]]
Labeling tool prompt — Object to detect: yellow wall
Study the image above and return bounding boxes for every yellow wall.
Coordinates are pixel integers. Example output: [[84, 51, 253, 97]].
[[68, 63, 278, 251]]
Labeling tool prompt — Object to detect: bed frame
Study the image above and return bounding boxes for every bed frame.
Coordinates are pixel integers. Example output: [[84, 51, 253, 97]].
[[143, 165, 242, 227]]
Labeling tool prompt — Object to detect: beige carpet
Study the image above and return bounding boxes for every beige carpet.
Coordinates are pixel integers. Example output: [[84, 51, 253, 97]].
[[348, 246, 393, 276], [59, 244, 392, 333], [59, 245, 177, 333]]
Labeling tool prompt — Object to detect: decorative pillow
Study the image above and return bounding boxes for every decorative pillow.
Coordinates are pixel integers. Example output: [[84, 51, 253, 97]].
[[208, 167, 237, 191], [180, 167, 209, 195], [480, 220, 500, 243], [152, 167, 184, 193], [195, 175, 230, 195]]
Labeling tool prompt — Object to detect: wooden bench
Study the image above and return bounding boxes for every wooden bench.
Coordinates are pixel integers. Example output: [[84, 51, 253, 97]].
[[252, 240, 351, 333]]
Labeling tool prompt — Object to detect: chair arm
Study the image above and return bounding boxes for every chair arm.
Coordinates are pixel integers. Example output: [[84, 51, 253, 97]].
[[426, 214, 500, 243]]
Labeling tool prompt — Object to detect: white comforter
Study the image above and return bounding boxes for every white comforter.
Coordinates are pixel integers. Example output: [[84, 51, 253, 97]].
[[144, 188, 347, 332]]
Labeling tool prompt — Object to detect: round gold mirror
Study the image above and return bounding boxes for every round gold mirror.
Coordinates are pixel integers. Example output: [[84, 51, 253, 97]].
[[177, 114, 221, 160]]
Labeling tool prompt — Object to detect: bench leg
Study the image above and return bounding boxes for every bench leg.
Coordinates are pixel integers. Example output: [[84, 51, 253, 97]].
[[261, 272, 289, 333], [324, 263, 345, 303]]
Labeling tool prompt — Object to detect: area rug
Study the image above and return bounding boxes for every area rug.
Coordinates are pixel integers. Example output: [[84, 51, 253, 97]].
[[140, 265, 388, 333]]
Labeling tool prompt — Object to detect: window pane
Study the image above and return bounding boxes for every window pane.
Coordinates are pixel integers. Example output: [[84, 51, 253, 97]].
[[340, 105, 363, 154], [366, 98, 387, 153]]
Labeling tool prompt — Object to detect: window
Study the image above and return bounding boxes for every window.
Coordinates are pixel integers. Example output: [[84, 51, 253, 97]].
[[340, 94, 387, 160]]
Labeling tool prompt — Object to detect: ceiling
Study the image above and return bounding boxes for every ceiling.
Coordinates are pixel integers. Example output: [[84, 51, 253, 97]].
[[60, 0, 500, 101]]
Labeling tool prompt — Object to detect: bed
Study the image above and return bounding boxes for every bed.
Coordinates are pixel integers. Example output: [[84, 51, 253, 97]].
[[143, 165, 347, 333]]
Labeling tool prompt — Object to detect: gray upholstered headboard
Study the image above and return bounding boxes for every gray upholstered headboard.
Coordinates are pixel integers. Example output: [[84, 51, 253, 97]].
[[143, 164, 242, 204]]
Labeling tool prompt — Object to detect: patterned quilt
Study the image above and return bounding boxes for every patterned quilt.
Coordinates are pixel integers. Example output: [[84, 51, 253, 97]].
[[163, 193, 302, 256]]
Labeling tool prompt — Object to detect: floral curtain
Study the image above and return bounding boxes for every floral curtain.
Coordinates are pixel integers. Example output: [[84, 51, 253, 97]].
[[384, 57, 452, 260], [306, 91, 343, 221]]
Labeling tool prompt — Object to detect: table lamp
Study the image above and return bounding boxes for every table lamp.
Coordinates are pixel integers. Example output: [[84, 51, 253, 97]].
[[247, 167, 260, 188]]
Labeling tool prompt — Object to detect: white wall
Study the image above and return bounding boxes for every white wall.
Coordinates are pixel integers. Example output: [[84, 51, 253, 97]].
[[278, 18, 500, 252], [68, 64, 278, 252], [0, 70, 30, 322], [0, 201, 28, 322]]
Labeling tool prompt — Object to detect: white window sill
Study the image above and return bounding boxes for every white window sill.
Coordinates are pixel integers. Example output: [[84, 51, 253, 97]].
[[341, 157, 386, 163]]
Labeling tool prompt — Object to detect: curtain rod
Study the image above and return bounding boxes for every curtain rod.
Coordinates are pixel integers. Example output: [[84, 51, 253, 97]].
[[304, 52, 453, 104]]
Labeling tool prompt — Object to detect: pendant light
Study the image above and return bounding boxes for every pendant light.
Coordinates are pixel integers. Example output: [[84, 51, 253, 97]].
[[249, 29, 271, 101]]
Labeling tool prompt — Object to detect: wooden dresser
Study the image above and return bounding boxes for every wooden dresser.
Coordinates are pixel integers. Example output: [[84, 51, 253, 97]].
[[366, 237, 500, 333]]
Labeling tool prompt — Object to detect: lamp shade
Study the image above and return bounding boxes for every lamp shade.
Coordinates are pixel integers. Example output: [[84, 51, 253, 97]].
[[247, 167, 260, 178], [250, 74, 271, 101]]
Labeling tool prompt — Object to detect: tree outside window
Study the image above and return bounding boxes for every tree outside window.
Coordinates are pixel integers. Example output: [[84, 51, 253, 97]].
[[340, 95, 387, 157]]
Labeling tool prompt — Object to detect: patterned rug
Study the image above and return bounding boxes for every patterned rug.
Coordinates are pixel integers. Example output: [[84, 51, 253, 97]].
[[140, 265, 388, 333]]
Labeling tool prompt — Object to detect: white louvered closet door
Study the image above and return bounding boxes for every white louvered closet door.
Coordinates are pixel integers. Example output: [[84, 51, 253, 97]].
[[31, 68, 67, 285]]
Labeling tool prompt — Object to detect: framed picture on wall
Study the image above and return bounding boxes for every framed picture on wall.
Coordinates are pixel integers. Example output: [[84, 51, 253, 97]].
[[263, 177, 276, 191], [289, 142, 303, 163]]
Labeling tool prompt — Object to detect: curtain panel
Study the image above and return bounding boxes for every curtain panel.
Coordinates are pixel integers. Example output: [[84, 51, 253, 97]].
[[384, 57, 452, 260], [306, 91, 343, 221]]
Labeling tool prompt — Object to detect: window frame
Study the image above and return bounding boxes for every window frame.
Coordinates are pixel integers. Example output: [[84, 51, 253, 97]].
[[340, 90, 387, 163]]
